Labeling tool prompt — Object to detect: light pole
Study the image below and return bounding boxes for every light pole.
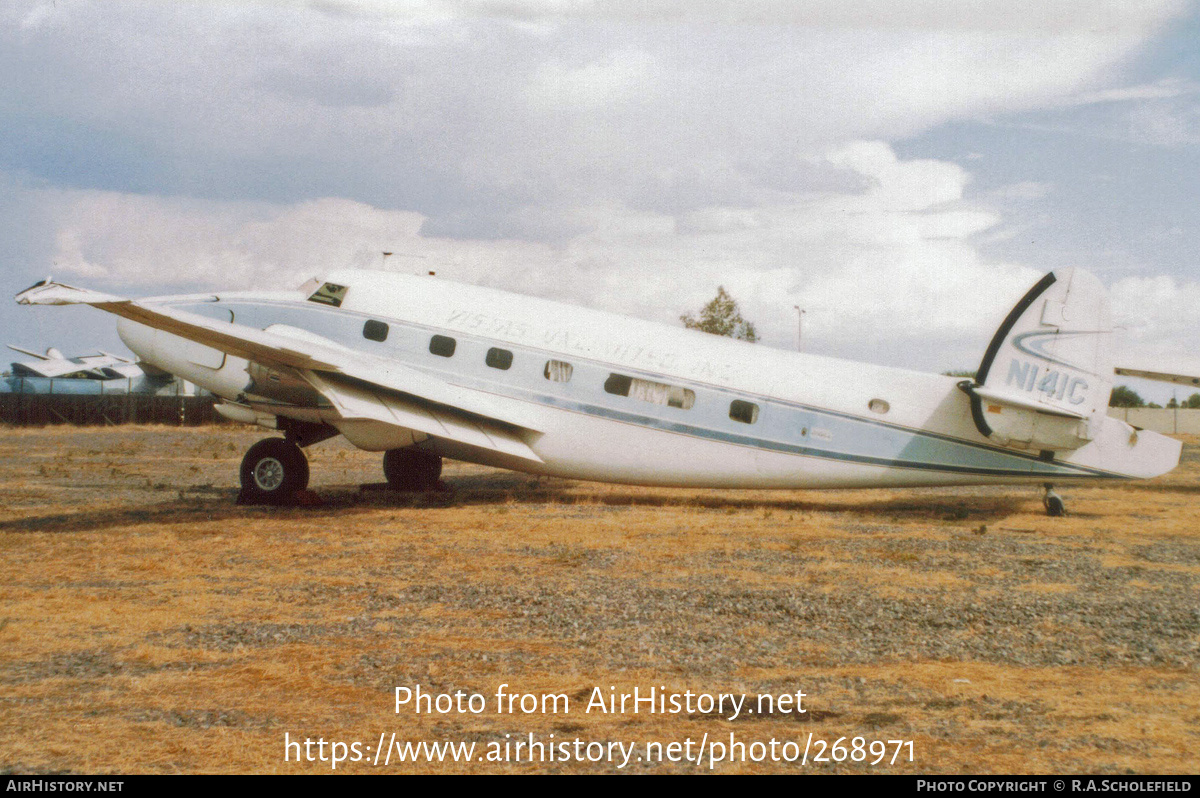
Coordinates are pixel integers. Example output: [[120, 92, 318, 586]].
[[793, 305, 805, 352]]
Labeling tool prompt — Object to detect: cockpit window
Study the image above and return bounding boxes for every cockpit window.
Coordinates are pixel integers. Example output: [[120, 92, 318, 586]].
[[307, 282, 348, 307]]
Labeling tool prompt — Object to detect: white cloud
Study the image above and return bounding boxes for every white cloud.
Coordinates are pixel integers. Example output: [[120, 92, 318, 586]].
[[298, 0, 1186, 31], [826, 141, 969, 211], [39, 192, 436, 290], [18, 1, 64, 31], [2, 0, 1195, 374], [14, 126, 1200, 375], [1123, 101, 1200, 147], [1, 0, 1186, 229], [1062, 77, 1197, 107], [1112, 274, 1200, 347], [12, 142, 1046, 372], [527, 50, 659, 111]]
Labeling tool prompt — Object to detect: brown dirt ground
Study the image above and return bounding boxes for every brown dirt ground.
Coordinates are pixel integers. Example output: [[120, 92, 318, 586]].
[[0, 425, 1197, 774]]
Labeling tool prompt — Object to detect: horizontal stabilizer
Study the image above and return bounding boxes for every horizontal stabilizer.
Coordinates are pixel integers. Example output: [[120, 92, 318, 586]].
[[1114, 350, 1200, 388], [967, 385, 1087, 419]]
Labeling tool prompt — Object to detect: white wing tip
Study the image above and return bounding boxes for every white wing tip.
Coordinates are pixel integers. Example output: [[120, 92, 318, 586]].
[[15, 279, 124, 306]]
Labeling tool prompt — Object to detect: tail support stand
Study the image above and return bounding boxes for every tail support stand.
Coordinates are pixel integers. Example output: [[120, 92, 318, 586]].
[[1042, 483, 1066, 517]]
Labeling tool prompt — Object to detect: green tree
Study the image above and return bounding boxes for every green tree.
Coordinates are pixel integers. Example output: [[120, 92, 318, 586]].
[[1109, 385, 1146, 408], [680, 286, 759, 342], [1185, 393, 1200, 409]]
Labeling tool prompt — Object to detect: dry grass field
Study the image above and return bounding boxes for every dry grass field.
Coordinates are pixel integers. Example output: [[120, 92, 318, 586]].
[[1, 425, 1197, 774]]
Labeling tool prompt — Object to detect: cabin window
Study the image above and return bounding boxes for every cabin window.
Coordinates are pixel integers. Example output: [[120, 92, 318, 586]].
[[605, 373, 695, 410], [363, 319, 389, 342], [429, 335, 456, 357], [486, 347, 513, 370], [604, 374, 632, 396], [544, 360, 573, 383], [729, 399, 759, 424], [868, 398, 890, 414]]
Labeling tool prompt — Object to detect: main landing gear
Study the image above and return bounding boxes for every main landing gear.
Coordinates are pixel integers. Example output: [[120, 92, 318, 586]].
[[236, 435, 444, 504], [239, 437, 309, 504], [383, 447, 443, 491], [238, 420, 338, 504], [1042, 483, 1066, 517]]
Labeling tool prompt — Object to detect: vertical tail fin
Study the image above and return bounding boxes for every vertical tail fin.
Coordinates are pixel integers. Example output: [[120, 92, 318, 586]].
[[960, 268, 1113, 451]]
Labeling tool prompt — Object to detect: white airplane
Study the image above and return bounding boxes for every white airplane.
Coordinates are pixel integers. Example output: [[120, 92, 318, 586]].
[[7, 344, 145, 380], [15, 267, 1180, 515]]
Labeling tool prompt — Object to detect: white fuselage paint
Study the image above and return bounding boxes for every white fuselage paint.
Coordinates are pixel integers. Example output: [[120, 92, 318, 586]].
[[116, 270, 1178, 489]]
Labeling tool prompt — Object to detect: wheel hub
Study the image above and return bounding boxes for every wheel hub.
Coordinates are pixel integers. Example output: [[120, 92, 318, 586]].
[[253, 457, 285, 491]]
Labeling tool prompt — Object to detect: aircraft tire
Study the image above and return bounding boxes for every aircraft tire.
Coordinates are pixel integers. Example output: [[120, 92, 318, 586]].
[[383, 448, 442, 491], [239, 438, 310, 503]]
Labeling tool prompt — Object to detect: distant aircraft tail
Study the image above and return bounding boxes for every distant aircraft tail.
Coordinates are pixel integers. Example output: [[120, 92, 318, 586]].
[[959, 268, 1113, 451]]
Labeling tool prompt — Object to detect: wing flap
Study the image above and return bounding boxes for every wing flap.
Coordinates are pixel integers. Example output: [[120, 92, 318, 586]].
[[305, 371, 543, 463]]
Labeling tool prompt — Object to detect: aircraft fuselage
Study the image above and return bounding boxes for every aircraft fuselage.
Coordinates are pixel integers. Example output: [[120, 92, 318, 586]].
[[112, 270, 1176, 490]]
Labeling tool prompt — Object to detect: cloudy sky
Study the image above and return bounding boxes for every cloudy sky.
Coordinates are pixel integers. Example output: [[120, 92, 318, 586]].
[[2, 0, 1198, 397]]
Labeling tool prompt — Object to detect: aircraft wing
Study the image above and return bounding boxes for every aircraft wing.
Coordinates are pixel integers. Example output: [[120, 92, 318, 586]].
[[10, 359, 91, 378], [16, 279, 545, 461], [8, 343, 112, 377]]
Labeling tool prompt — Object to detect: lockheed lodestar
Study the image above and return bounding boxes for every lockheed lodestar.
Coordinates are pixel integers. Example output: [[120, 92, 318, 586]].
[[16, 267, 1180, 514]]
